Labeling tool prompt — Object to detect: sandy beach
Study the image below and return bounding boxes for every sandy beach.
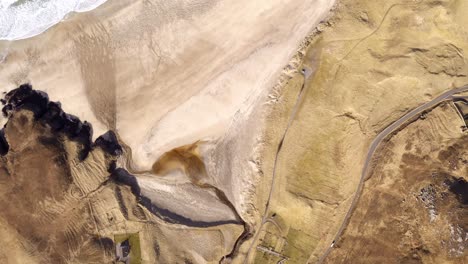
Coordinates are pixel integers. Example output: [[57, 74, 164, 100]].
[[0, 0, 335, 262], [0, 0, 335, 220], [1, 0, 334, 170]]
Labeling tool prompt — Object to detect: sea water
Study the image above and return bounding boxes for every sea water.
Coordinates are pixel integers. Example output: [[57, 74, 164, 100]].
[[0, 0, 108, 40]]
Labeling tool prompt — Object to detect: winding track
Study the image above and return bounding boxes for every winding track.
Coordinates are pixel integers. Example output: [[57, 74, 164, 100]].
[[316, 85, 468, 263], [243, 70, 310, 263], [242, 79, 468, 263]]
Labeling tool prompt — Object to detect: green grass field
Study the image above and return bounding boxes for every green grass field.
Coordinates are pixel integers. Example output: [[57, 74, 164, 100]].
[[114, 233, 142, 264]]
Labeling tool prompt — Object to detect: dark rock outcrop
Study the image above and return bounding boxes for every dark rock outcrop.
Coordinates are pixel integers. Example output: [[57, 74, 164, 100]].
[[446, 177, 468, 205], [3, 84, 49, 118], [1, 84, 122, 160], [111, 168, 141, 196], [0, 129, 8, 156], [95, 130, 123, 156]]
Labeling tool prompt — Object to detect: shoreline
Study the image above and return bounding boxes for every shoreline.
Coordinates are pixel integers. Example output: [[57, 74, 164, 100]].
[[0, 1, 338, 262], [0, 0, 109, 41]]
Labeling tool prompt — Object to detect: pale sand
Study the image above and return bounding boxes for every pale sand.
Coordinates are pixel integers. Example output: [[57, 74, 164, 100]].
[[138, 175, 239, 223], [0, 0, 334, 169], [0, 0, 334, 223]]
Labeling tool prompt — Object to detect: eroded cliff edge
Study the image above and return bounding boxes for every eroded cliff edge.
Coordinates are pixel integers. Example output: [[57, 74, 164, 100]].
[[0, 84, 245, 263], [244, 0, 468, 263]]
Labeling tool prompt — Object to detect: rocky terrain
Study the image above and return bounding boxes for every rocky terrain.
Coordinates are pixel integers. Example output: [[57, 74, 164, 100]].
[[0, 85, 244, 263], [325, 103, 467, 263], [244, 0, 468, 262], [1, 0, 468, 263], [0, 0, 335, 263]]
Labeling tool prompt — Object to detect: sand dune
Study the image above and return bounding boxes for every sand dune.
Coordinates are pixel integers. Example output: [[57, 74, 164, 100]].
[[0, 1, 337, 262], [0, 0, 334, 226], [0, 0, 334, 170]]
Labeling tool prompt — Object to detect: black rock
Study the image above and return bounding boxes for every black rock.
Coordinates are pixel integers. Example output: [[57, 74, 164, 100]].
[[0, 129, 9, 156], [1, 84, 130, 163], [448, 177, 468, 205], [2, 104, 12, 117], [4, 84, 50, 118], [75, 121, 93, 161], [108, 160, 117, 173], [2, 84, 94, 160], [111, 168, 141, 196], [42, 101, 66, 131], [62, 114, 83, 137], [95, 130, 123, 156]]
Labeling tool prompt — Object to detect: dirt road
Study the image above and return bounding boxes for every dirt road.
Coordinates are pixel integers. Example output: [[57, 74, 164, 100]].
[[317, 85, 468, 263]]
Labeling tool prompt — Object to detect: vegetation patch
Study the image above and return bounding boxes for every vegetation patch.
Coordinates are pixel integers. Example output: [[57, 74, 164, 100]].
[[114, 233, 142, 264]]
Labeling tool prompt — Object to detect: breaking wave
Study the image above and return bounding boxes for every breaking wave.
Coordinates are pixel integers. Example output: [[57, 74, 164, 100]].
[[0, 0, 108, 40]]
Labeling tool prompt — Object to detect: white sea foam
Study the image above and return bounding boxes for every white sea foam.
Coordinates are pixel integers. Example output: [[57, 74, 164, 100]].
[[0, 0, 108, 41]]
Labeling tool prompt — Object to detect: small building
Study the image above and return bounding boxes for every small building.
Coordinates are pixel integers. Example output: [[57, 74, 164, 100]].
[[116, 239, 131, 264]]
